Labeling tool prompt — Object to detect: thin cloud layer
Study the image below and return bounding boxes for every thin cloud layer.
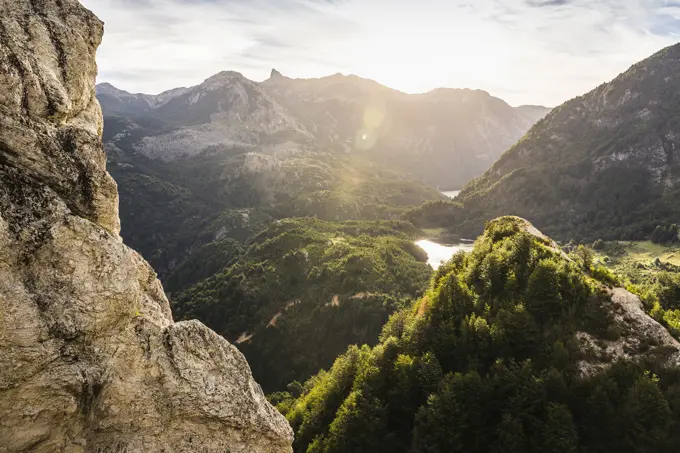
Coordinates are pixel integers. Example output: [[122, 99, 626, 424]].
[[82, 0, 680, 105]]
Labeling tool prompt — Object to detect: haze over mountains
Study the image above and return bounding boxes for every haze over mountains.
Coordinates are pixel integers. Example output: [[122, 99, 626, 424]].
[[97, 69, 550, 188], [96, 69, 550, 280], [95, 69, 550, 392]]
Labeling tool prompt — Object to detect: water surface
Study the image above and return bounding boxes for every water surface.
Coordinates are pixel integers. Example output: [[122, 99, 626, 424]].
[[416, 239, 474, 269], [441, 190, 461, 199]]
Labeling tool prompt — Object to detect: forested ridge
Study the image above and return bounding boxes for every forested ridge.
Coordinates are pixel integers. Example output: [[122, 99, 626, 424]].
[[171, 218, 433, 391], [274, 217, 680, 453]]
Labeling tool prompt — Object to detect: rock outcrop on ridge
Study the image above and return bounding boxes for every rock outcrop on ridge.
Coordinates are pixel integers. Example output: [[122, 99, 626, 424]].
[[0, 1, 293, 452]]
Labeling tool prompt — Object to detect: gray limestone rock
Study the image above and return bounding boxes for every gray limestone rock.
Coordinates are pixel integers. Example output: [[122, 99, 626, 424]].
[[0, 1, 293, 452]]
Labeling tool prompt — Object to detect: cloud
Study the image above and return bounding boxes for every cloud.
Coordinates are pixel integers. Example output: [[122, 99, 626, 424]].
[[81, 0, 679, 106], [527, 0, 571, 7], [82, 0, 358, 90]]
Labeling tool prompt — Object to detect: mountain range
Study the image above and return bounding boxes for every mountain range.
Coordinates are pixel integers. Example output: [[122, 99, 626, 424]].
[[449, 43, 680, 242], [7, 1, 680, 452], [98, 69, 550, 188], [97, 43, 680, 396], [95, 70, 549, 392], [97, 71, 549, 278]]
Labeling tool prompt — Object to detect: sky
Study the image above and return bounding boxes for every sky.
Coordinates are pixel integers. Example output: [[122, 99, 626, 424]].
[[81, 0, 680, 106]]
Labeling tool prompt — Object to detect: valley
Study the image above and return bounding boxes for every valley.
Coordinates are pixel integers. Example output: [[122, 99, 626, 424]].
[[97, 69, 550, 392], [106, 138, 442, 278], [98, 43, 680, 402], [97, 40, 680, 452], [4, 1, 680, 450]]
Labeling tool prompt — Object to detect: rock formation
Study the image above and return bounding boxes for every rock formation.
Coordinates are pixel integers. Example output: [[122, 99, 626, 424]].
[[0, 1, 293, 452]]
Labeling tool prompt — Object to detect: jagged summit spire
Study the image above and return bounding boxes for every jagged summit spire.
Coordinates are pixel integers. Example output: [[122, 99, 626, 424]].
[[270, 68, 283, 79]]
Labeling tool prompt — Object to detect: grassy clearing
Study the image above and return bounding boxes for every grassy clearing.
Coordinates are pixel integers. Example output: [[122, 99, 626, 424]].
[[592, 240, 680, 341], [595, 241, 680, 269], [625, 241, 680, 266]]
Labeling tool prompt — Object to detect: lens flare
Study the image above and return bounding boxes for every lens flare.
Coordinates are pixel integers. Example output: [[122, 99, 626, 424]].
[[363, 107, 385, 129], [355, 128, 377, 151], [355, 106, 386, 151]]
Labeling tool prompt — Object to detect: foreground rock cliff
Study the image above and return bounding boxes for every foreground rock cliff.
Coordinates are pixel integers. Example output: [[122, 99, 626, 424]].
[[0, 1, 293, 452]]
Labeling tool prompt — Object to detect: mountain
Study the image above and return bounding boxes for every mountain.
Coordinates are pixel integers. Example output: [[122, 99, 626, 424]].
[[516, 104, 554, 122], [99, 75, 450, 277], [98, 73, 547, 275], [96, 82, 189, 116], [263, 71, 550, 188], [276, 217, 680, 453], [451, 43, 680, 242], [99, 75, 446, 393], [98, 72, 311, 160], [96, 69, 549, 395], [0, 1, 291, 452], [99, 71, 549, 186]]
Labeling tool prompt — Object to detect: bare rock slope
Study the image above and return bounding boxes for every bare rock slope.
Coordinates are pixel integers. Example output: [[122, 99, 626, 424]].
[[0, 1, 292, 452], [455, 43, 680, 241], [98, 71, 550, 189]]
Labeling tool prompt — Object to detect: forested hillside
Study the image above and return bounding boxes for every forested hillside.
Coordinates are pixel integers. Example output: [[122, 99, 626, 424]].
[[171, 218, 433, 391], [276, 217, 680, 453], [444, 43, 680, 243], [107, 138, 441, 278]]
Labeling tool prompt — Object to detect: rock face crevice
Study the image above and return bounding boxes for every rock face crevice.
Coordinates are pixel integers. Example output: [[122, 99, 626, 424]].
[[0, 1, 293, 452]]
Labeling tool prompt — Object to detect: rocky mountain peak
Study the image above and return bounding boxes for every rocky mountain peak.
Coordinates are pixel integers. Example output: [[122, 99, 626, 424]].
[[270, 68, 284, 79], [95, 81, 119, 93], [0, 1, 293, 451], [426, 87, 491, 98], [152, 86, 190, 106], [201, 70, 250, 90]]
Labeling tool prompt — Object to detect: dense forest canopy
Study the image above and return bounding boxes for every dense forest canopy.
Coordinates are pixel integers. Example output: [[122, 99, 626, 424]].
[[171, 218, 433, 391], [275, 217, 680, 453]]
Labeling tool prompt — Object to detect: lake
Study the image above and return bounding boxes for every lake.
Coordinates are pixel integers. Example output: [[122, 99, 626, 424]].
[[442, 190, 461, 199], [416, 239, 474, 269]]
